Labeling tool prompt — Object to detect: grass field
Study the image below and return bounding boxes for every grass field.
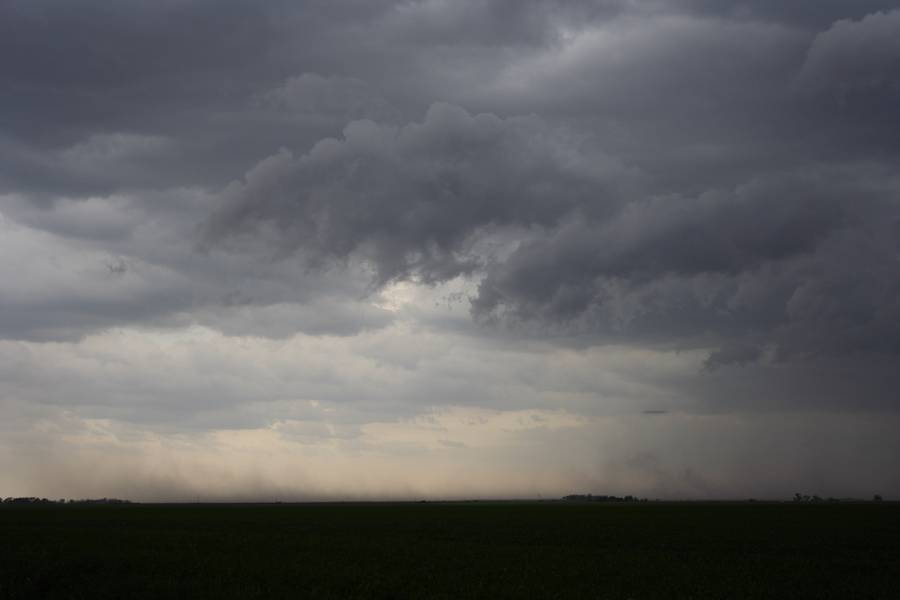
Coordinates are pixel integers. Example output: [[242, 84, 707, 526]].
[[2, 502, 898, 599]]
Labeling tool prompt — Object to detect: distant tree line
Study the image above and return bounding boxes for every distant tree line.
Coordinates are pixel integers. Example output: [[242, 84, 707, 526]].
[[2, 497, 132, 505], [561, 493, 888, 503], [793, 493, 884, 503], [562, 494, 648, 503]]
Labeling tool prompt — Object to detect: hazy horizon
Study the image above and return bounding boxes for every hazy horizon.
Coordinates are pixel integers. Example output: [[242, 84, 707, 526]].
[[2, 0, 900, 502]]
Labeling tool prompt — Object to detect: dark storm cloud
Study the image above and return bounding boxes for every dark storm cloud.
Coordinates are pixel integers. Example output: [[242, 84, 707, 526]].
[[2, 1, 900, 392], [204, 102, 631, 284], [0, 0, 402, 196], [472, 165, 900, 361], [200, 4, 900, 372], [0, 0, 272, 142], [675, 0, 895, 27], [5, 1, 900, 502]]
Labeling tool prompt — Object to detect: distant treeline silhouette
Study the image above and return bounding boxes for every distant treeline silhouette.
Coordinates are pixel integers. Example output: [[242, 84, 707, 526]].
[[562, 494, 648, 503], [562, 494, 887, 503], [793, 493, 884, 503], [2, 497, 132, 505]]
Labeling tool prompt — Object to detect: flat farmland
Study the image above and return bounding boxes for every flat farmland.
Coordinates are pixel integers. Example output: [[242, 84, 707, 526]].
[[2, 502, 898, 599]]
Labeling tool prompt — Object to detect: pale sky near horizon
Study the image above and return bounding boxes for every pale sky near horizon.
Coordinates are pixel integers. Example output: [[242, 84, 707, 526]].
[[2, 0, 900, 501]]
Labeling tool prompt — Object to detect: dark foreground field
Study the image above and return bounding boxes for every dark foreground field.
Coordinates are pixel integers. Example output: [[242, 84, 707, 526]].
[[2, 502, 899, 599]]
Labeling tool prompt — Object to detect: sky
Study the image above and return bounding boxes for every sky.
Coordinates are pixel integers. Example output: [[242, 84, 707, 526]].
[[2, 0, 900, 501]]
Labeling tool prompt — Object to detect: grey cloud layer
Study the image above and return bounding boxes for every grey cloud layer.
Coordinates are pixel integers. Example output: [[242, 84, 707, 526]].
[[2, 0, 900, 476], [200, 5, 900, 372], [2, 0, 900, 502], [2, 1, 898, 358], [205, 102, 630, 284]]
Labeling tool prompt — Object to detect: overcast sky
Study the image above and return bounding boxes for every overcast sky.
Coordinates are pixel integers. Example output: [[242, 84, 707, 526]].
[[2, 0, 900, 501]]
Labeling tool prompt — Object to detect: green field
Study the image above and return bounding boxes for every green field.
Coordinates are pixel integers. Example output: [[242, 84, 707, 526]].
[[2, 502, 898, 599]]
